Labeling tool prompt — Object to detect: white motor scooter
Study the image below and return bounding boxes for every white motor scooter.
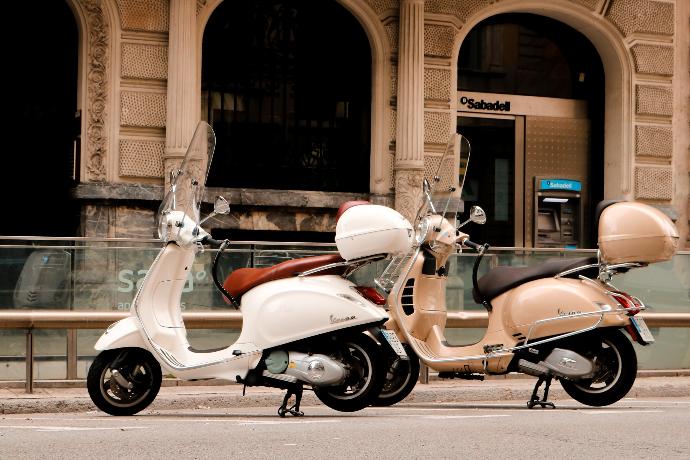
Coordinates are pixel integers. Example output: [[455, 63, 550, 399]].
[[87, 121, 409, 417]]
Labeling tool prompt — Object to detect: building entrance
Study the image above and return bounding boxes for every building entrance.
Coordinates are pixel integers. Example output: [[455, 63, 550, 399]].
[[458, 93, 592, 248], [457, 13, 604, 249]]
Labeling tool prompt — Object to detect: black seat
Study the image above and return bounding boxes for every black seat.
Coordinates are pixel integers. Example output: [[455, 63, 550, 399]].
[[473, 256, 598, 304]]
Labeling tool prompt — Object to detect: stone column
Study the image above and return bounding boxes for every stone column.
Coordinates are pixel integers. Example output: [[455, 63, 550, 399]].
[[674, 0, 690, 249], [394, 0, 425, 223], [164, 0, 198, 182]]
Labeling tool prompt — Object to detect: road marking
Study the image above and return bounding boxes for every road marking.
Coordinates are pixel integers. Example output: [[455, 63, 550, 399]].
[[580, 410, 664, 415], [237, 420, 339, 426], [395, 404, 573, 412], [394, 414, 512, 420], [623, 400, 690, 405], [0, 417, 340, 427], [1, 425, 148, 432]]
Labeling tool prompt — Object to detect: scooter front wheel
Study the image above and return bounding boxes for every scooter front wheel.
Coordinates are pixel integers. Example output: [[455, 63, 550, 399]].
[[371, 344, 420, 407], [313, 333, 384, 412], [87, 348, 162, 416], [559, 329, 637, 407]]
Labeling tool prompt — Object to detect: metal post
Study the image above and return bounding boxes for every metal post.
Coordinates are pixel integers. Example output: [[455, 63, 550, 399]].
[[25, 328, 33, 394], [67, 329, 78, 380], [418, 362, 429, 384]]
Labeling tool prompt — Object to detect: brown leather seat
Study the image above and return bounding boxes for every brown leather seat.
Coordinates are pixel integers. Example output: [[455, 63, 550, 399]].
[[222, 201, 367, 302], [223, 254, 346, 299]]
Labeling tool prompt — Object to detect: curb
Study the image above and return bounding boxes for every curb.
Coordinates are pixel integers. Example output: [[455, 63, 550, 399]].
[[2, 369, 689, 390], [2, 376, 689, 415]]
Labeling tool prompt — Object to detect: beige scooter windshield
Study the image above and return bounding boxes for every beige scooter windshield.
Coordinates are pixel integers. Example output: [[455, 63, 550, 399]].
[[413, 133, 471, 243], [156, 121, 216, 242]]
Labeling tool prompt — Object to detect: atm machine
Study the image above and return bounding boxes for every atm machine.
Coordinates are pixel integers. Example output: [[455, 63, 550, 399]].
[[534, 177, 583, 249]]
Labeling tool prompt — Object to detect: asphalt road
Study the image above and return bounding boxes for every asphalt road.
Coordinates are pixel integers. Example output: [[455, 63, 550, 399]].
[[2, 397, 690, 459]]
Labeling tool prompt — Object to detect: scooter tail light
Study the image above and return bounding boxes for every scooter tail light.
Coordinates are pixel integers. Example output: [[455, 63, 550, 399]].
[[610, 290, 642, 316], [354, 286, 387, 306]]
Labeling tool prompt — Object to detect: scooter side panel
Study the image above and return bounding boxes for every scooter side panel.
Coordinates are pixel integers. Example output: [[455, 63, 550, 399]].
[[94, 316, 147, 351], [237, 275, 388, 349], [499, 278, 628, 339]]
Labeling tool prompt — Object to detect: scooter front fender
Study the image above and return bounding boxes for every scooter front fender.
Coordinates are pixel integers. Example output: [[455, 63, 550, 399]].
[[95, 316, 146, 351]]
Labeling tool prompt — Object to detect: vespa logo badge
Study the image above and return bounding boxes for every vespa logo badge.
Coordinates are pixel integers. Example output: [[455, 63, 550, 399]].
[[330, 314, 357, 324], [559, 357, 577, 369], [558, 308, 582, 317]]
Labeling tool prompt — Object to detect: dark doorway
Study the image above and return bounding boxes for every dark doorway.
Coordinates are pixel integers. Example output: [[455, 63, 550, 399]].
[[3, 1, 80, 236], [458, 117, 515, 247], [202, 0, 371, 193]]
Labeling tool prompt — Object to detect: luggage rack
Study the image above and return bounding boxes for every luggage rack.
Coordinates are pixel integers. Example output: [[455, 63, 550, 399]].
[[375, 250, 416, 293]]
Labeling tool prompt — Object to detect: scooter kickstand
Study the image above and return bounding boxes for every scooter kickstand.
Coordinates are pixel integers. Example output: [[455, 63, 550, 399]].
[[527, 375, 556, 409], [278, 384, 304, 417]]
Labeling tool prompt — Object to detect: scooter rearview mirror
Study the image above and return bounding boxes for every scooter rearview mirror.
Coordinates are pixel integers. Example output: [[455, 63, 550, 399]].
[[200, 196, 231, 225], [458, 206, 487, 228], [213, 196, 231, 215], [469, 206, 486, 225]]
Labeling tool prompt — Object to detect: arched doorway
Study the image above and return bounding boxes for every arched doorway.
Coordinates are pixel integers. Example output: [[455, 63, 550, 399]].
[[201, 0, 372, 194], [3, 1, 80, 236], [457, 13, 604, 248]]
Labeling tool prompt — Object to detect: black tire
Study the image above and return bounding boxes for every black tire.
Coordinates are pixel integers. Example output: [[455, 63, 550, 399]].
[[371, 344, 419, 406], [313, 333, 385, 412], [87, 348, 162, 416], [560, 329, 637, 407]]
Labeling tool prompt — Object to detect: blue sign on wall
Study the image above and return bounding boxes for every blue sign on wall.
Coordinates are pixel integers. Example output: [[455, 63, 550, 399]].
[[538, 179, 582, 192]]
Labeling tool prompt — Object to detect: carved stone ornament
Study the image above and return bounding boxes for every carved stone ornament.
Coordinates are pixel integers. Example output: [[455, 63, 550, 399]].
[[394, 169, 425, 224], [78, 0, 109, 182], [196, 0, 208, 15]]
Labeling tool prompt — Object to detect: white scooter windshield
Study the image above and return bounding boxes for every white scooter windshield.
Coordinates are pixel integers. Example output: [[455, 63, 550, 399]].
[[156, 121, 216, 242]]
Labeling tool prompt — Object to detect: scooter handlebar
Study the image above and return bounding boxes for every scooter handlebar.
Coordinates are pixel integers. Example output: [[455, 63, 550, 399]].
[[462, 239, 482, 251], [201, 236, 225, 247]]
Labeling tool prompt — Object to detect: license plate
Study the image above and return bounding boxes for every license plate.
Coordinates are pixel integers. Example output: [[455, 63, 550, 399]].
[[630, 316, 655, 344], [380, 330, 408, 359]]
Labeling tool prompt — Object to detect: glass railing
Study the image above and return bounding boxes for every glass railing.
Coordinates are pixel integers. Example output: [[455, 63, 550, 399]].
[[1, 237, 689, 381]]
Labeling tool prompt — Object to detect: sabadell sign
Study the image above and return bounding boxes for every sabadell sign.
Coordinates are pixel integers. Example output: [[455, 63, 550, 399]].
[[459, 96, 511, 112]]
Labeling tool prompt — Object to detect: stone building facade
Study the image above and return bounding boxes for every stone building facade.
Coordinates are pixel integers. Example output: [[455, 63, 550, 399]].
[[18, 0, 690, 248]]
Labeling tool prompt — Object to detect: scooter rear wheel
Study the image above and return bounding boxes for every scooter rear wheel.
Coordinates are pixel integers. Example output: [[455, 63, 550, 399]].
[[559, 329, 637, 407], [371, 344, 419, 406], [87, 348, 162, 416], [313, 333, 384, 412]]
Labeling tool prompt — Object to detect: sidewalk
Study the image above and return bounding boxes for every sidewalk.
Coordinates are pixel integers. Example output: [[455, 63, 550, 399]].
[[2, 373, 690, 415]]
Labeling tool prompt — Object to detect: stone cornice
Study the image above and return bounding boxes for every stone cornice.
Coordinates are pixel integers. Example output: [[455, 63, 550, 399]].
[[72, 184, 393, 209]]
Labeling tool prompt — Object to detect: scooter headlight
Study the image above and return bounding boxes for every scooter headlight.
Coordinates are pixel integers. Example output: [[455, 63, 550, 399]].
[[158, 212, 171, 241], [415, 217, 430, 244]]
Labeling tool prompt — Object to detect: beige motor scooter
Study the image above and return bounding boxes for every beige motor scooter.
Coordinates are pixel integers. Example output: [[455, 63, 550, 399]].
[[374, 135, 679, 408]]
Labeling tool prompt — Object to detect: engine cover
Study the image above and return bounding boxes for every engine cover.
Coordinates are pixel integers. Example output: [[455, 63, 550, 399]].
[[284, 352, 347, 386], [541, 348, 594, 379]]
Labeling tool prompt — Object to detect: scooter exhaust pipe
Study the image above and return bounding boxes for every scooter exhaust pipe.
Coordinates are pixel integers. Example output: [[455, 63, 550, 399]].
[[518, 359, 552, 378]]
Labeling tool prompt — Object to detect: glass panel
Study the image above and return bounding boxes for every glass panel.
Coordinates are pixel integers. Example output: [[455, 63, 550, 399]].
[[34, 330, 67, 380], [76, 329, 101, 379], [0, 330, 25, 380], [614, 257, 690, 313], [187, 330, 241, 352], [1, 240, 689, 379]]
